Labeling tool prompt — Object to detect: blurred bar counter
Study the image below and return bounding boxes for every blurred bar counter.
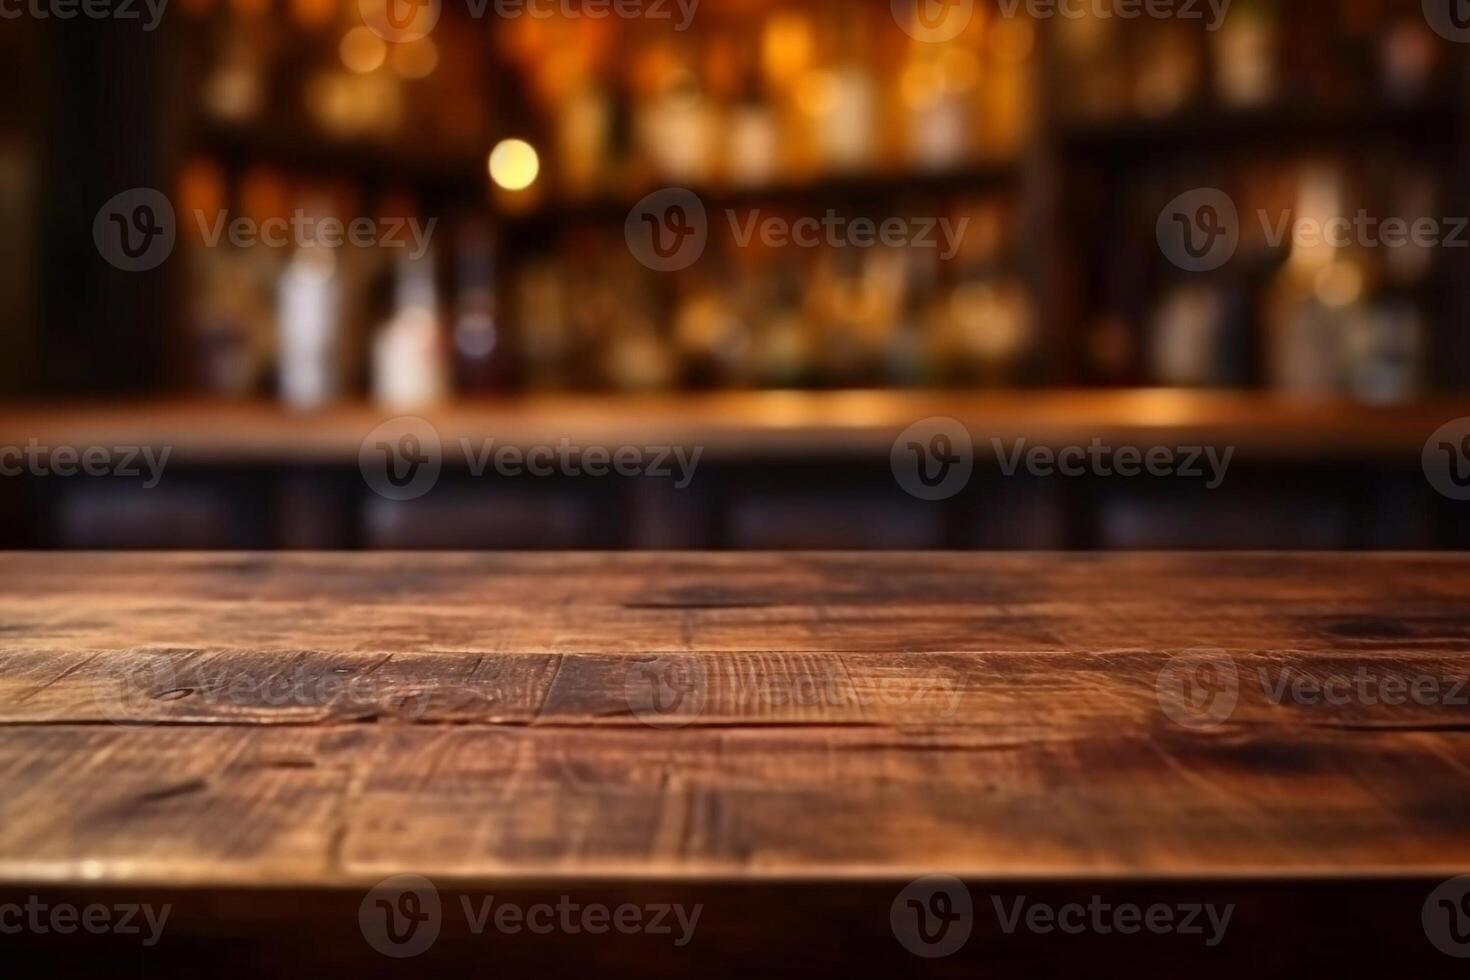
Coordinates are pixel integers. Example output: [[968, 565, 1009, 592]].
[[2, 389, 1465, 462], [0, 390, 1463, 552]]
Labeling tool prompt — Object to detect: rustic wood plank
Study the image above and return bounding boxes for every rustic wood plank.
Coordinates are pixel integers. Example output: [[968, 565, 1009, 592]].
[[1, 725, 1469, 885], [0, 553, 1467, 888], [2, 552, 1469, 655]]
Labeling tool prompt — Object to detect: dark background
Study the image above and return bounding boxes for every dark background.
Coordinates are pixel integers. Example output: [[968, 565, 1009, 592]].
[[2, 0, 1469, 549]]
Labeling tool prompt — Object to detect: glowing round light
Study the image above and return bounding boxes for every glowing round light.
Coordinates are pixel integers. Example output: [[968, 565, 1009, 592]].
[[488, 139, 540, 191], [340, 27, 387, 74], [390, 38, 439, 80]]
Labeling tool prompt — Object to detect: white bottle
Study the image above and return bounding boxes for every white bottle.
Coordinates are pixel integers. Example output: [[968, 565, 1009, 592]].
[[372, 249, 448, 409], [277, 244, 340, 411], [820, 64, 876, 172]]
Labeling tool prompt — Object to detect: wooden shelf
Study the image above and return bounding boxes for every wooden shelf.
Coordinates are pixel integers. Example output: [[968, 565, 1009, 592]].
[[0, 389, 1461, 464], [197, 118, 1019, 220], [500, 160, 1022, 230], [198, 120, 487, 190], [1057, 101, 1460, 158]]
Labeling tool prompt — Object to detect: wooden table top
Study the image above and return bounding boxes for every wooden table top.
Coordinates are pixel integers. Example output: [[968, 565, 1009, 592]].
[[1, 552, 1469, 888]]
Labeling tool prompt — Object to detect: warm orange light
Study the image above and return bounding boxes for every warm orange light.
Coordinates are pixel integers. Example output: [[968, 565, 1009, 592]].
[[989, 19, 1036, 64], [290, 0, 334, 28], [340, 27, 387, 74], [901, 62, 945, 109], [488, 139, 540, 191], [390, 38, 439, 79], [178, 159, 225, 246], [796, 71, 837, 116], [762, 12, 813, 85], [940, 48, 981, 92]]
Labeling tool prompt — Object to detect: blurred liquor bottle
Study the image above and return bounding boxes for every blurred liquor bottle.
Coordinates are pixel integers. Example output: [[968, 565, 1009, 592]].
[[451, 218, 513, 394], [277, 238, 341, 411], [372, 242, 448, 409], [887, 246, 939, 387], [935, 199, 1034, 386], [1213, 0, 1278, 108], [727, 33, 779, 188], [1262, 163, 1425, 402], [900, 32, 974, 170], [515, 258, 573, 391], [179, 158, 272, 398], [809, 7, 879, 173]]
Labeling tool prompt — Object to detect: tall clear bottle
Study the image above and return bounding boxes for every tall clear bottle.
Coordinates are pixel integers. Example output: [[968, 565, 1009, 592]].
[[372, 248, 449, 408]]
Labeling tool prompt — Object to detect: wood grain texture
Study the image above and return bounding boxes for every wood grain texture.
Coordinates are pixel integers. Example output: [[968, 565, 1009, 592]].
[[0, 552, 1469, 887]]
